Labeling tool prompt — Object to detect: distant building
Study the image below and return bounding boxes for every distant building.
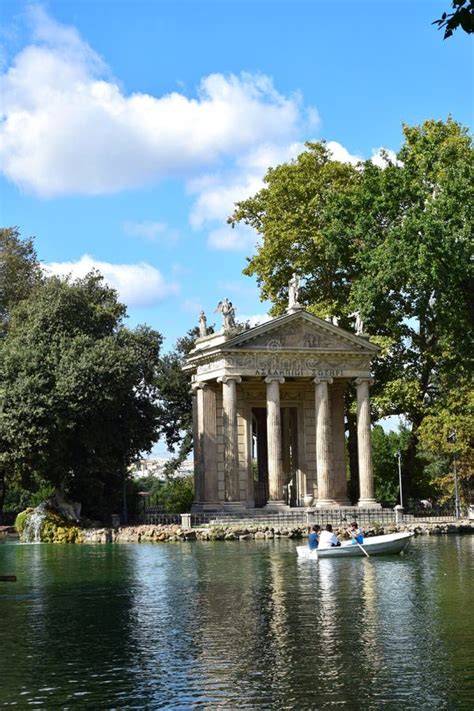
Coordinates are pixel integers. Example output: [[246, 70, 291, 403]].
[[130, 458, 194, 480]]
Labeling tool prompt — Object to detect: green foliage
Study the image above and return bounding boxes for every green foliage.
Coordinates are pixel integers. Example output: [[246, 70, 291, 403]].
[[154, 327, 212, 475], [418, 385, 473, 504], [433, 1, 474, 39], [230, 118, 473, 500], [0, 272, 163, 519], [14, 509, 33, 535], [0, 226, 42, 333], [147, 475, 194, 513], [4, 474, 55, 513]]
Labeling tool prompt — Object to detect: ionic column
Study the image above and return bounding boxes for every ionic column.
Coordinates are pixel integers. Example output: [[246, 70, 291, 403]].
[[355, 377, 380, 508], [313, 377, 335, 507], [191, 384, 204, 506], [330, 382, 351, 505], [217, 375, 242, 503], [265, 377, 285, 504]]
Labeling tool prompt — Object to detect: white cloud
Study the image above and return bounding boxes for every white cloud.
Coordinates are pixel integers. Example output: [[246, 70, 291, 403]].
[[0, 7, 313, 196], [189, 141, 307, 230], [44, 254, 178, 307], [326, 141, 362, 165], [370, 147, 402, 168]]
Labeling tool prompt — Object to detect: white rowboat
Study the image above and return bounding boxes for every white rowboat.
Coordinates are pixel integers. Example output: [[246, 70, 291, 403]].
[[297, 531, 414, 559]]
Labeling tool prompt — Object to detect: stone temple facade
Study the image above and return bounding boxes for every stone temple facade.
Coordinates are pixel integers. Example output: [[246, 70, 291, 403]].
[[184, 302, 381, 511]]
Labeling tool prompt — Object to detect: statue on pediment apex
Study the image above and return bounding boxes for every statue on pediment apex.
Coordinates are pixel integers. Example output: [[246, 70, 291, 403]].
[[215, 298, 236, 331]]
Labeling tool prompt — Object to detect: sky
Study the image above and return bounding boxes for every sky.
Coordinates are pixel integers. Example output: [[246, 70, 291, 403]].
[[1, 0, 473, 354]]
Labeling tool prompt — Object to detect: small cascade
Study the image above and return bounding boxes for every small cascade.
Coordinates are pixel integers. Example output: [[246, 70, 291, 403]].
[[22, 504, 48, 543]]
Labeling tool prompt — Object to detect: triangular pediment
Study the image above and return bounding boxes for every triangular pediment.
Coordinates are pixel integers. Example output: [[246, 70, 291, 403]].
[[222, 310, 379, 354]]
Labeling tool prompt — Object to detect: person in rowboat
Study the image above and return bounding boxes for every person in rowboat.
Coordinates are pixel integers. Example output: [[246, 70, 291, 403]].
[[318, 524, 341, 548], [350, 521, 364, 545], [308, 525, 321, 550]]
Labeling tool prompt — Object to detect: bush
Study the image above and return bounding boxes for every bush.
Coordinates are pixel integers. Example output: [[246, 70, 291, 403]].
[[148, 475, 194, 513]]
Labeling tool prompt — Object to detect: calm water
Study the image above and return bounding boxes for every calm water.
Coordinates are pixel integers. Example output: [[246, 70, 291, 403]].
[[1, 536, 473, 710]]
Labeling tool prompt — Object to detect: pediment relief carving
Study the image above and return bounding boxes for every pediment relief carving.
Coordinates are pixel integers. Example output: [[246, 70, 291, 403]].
[[231, 321, 359, 352]]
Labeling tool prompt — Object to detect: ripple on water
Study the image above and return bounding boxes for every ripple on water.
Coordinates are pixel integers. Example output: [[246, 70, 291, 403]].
[[0, 537, 472, 709]]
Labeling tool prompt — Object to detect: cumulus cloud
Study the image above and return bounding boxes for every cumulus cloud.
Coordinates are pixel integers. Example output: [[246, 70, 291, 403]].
[[370, 147, 402, 168], [189, 141, 306, 230], [44, 254, 178, 307], [0, 7, 312, 197], [326, 141, 362, 165]]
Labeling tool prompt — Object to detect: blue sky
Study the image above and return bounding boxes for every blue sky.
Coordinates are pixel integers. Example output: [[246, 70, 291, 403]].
[[1, 0, 472, 353]]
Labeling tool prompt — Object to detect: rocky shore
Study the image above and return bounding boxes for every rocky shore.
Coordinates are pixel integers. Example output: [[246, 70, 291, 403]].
[[79, 520, 474, 545]]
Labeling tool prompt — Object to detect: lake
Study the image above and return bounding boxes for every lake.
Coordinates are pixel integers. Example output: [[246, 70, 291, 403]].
[[1, 536, 473, 709]]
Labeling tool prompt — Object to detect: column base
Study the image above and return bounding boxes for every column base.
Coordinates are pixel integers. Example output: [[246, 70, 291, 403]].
[[223, 501, 246, 512], [264, 500, 290, 511], [358, 499, 382, 509], [315, 499, 344, 508], [191, 501, 222, 512]]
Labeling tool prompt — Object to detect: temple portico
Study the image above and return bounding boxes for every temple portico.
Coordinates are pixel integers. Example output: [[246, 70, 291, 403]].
[[184, 294, 381, 511]]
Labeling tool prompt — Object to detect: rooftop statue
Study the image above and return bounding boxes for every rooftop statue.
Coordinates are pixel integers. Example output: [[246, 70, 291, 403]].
[[215, 298, 236, 331], [288, 273, 300, 309], [349, 311, 364, 335], [198, 310, 207, 338]]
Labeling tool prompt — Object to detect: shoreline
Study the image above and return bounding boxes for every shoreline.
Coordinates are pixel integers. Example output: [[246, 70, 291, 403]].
[[3, 520, 473, 544]]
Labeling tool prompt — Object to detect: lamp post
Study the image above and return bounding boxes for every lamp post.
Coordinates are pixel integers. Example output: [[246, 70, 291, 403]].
[[396, 450, 403, 509], [448, 430, 460, 519]]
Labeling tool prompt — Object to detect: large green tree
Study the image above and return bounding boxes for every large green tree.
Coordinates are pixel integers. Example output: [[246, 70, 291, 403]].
[[154, 327, 213, 476], [230, 118, 473, 501], [0, 272, 162, 519], [0, 227, 44, 518], [0, 227, 42, 333]]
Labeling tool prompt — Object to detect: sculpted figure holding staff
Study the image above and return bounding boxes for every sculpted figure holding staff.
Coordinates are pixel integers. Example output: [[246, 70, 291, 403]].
[[288, 273, 300, 308]]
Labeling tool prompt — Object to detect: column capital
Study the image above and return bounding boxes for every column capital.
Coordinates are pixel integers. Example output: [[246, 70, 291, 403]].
[[264, 376, 285, 384], [355, 377, 374, 387], [191, 380, 209, 392], [313, 376, 333, 385], [217, 375, 242, 384]]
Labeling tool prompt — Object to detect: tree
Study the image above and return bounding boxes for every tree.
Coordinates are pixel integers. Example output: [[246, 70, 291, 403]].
[[0, 227, 43, 519], [154, 327, 212, 476], [433, 1, 474, 39], [230, 119, 473, 501], [0, 273, 162, 519], [0, 227, 42, 333], [418, 385, 473, 506]]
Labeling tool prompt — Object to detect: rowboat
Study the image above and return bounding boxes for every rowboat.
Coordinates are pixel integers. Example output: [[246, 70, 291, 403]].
[[297, 531, 414, 559]]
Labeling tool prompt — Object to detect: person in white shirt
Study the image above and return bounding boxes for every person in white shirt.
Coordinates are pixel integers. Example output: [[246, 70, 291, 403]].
[[318, 524, 341, 548]]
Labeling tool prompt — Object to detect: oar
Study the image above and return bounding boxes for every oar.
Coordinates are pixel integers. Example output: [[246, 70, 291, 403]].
[[0, 575, 17, 582], [353, 537, 370, 558]]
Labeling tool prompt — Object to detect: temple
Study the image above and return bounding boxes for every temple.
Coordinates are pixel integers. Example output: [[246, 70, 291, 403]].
[[184, 290, 381, 511]]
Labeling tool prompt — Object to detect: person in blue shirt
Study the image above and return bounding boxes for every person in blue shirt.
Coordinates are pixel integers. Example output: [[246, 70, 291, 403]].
[[308, 525, 321, 550], [350, 521, 364, 545]]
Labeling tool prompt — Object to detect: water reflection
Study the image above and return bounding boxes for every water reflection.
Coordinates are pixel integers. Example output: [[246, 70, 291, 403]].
[[0, 537, 473, 709]]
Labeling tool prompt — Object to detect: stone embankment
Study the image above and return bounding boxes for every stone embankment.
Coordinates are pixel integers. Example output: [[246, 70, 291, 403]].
[[80, 520, 474, 544]]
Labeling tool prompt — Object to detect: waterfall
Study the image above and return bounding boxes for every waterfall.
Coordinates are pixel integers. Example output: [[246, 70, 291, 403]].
[[22, 504, 48, 543]]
